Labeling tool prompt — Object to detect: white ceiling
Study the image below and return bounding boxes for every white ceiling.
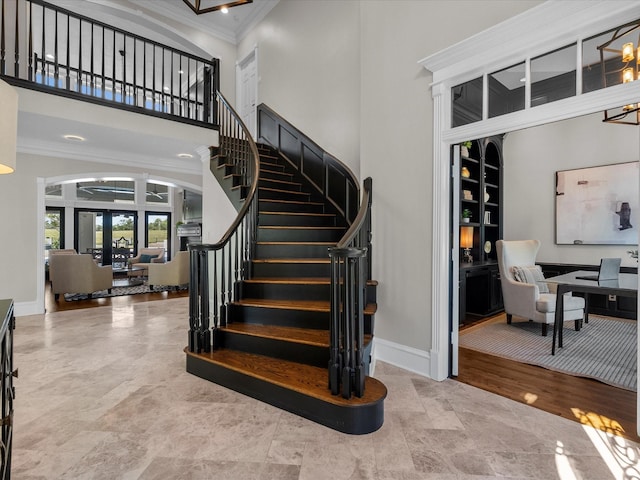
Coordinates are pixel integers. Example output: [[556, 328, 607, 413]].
[[17, 0, 278, 176]]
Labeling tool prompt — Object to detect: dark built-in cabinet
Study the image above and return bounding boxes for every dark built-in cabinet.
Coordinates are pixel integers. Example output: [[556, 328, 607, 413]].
[[459, 136, 504, 324]]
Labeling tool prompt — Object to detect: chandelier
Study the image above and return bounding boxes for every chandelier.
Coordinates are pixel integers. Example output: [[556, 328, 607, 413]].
[[182, 0, 253, 15], [599, 20, 640, 125]]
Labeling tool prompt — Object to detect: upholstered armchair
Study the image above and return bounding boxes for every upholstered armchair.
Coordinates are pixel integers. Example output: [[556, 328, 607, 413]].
[[49, 253, 112, 301], [147, 251, 190, 289], [496, 239, 585, 336]]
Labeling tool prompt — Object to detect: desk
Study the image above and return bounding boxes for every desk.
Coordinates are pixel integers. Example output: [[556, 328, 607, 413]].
[[545, 271, 638, 355]]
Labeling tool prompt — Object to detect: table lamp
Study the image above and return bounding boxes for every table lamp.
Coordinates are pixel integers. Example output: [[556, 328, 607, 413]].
[[460, 226, 473, 263]]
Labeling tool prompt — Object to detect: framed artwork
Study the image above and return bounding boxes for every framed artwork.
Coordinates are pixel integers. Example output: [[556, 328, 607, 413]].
[[556, 161, 639, 245]]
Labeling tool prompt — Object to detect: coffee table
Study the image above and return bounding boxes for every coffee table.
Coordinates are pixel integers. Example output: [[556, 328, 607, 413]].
[[112, 265, 147, 287]]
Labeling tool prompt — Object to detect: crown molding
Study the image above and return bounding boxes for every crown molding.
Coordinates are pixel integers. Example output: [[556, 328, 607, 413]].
[[17, 138, 202, 176], [419, 0, 640, 85]]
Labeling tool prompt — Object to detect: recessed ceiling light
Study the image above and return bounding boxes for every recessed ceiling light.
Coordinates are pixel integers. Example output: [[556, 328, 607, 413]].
[[45, 53, 55, 60], [177, 153, 193, 158], [163, 86, 170, 92], [221, 6, 229, 13], [178, 70, 184, 75], [63, 134, 85, 141], [519, 77, 526, 82]]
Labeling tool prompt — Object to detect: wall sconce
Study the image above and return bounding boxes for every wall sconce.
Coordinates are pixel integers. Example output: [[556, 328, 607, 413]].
[[599, 20, 640, 125], [0, 79, 18, 174], [460, 226, 474, 263]]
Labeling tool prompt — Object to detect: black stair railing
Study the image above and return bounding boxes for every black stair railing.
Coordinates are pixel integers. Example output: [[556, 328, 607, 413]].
[[329, 178, 372, 399], [0, 0, 219, 128], [188, 92, 260, 353]]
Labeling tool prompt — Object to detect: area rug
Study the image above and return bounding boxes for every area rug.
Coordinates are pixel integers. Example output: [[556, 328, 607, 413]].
[[459, 316, 637, 392], [63, 284, 187, 302]]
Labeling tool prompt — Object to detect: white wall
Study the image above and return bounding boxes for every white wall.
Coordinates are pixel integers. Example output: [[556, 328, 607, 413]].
[[359, 0, 541, 357], [237, 0, 361, 177], [504, 113, 640, 268], [237, 0, 541, 365]]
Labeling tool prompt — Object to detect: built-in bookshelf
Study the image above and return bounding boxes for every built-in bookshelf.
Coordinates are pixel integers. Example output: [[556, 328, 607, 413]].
[[459, 136, 504, 322]]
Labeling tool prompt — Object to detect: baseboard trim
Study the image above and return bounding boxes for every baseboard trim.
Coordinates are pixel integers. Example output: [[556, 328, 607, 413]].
[[13, 300, 44, 317], [373, 337, 432, 378]]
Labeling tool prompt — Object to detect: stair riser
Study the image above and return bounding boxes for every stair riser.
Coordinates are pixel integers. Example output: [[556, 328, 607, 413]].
[[259, 178, 302, 191], [227, 304, 374, 334], [252, 262, 331, 277], [261, 170, 294, 181], [259, 213, 336, 227], [240, 281, 377, 304], [259, 189, 311, 202], [258, 200, 325, 214], [257, 228, 342, 242], [255, 243, 332, 259], [222, 331, 328, 368], [259, 161, 285, 172]]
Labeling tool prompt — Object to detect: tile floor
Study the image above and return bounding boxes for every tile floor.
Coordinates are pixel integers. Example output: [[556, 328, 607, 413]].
[[11, 297, 640, 479]]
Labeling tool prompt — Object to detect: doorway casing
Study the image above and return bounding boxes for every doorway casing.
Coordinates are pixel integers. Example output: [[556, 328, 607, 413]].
[[419, 0, 640, 433]]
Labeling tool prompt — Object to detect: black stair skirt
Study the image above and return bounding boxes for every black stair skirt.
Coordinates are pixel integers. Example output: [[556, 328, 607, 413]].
[[186, 349, 386, 435]]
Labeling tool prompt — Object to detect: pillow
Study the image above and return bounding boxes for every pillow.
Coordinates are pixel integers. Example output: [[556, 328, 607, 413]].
[[139, 254, 154, 263], [512, 265, 549, 293]]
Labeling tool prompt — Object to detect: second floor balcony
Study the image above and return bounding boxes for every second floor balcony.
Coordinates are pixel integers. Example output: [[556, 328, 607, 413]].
[[1, 0, 220, 128]]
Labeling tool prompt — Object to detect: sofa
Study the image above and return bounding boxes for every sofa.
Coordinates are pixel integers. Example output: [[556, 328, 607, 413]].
[[147, 251, 190, 289], [127, 248, 165, 276], [49, 253, 113, 301]]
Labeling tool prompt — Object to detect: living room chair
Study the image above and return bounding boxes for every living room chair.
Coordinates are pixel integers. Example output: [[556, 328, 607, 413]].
[[49, 253, 113, 301], [127, 248, 165, 276], [147, 250, 190, 290], [496, 239, 585, 336]]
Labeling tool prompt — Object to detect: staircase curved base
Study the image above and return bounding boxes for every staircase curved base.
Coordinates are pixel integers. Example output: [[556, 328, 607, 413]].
[[185, 348, 386, 435]]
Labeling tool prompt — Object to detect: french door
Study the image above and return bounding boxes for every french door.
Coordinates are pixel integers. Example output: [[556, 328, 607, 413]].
[[75, 209, 137, 266]]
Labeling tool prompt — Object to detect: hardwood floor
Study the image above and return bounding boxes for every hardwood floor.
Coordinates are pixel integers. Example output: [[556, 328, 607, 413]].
[[457, 314, 639, 443], [44, 281, 189, 313]]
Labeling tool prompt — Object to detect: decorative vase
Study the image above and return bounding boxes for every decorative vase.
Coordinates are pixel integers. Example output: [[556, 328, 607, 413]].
[[461, 146, 469, 157], [461, 166, 471, 178], [462, 217, 470, 223], [484, 189, 490, 202]]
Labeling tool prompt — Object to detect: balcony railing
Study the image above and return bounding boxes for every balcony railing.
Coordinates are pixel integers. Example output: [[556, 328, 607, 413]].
[[0, 0, 219, 128]]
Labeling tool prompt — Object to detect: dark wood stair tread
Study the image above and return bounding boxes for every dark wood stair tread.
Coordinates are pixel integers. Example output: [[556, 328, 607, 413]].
[[259, 199, 324, 207], [253, 258, 330, 264], [224, 323, 330, 347], [259, 187, 310, 196], [245, 277, 331, 284], [256, 241, 336, 246], [260, 211, 336, 217], [245, 277, 379, 286], [233, 298, 377, 314], [185, 348, 386, 407], [259, 225, 343, 230]]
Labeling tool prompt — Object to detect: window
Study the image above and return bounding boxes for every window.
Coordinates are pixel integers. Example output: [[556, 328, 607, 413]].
[[146, 182, 169, 204], [488, 62, 525, 118], [451, 77, 483, 127], [76, 180, 135, 203], [44, 207, 65, 266], [146, 212, 170, 260], [531, 44, 577, 107]]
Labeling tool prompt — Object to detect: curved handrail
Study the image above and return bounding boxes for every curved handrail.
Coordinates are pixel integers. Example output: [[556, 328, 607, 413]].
[[188, 90, 260, 354], [191, 92, 260, 251], [336, 177, 372, 248]]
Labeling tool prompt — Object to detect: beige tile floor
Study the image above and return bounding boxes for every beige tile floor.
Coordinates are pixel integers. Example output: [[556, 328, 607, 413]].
[[11, 297, 640, 479]]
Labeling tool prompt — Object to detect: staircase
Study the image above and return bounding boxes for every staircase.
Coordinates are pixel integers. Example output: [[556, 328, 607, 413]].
[[186, 142, 386, 434]]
